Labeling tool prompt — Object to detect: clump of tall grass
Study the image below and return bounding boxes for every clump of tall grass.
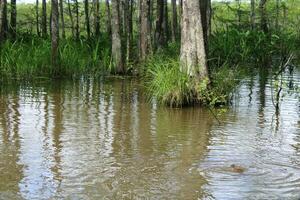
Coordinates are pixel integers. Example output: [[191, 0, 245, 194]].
[[145, 56, 194, 107], [144, 52, 244, 107]]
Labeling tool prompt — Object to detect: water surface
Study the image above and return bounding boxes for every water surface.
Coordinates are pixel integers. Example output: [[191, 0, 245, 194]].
[[0, 69, 299, 199]]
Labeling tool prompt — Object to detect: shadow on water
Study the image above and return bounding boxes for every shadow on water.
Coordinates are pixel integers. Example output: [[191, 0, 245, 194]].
[[0, 68, 299, 199]]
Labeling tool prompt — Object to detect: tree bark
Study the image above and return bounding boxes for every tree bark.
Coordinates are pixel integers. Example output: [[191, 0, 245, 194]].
[[42, 0, 47, 37], [84, 0, 91, 39], [59, 0, 65, 38], [93, 0, 100, 37], [10, 0, 17, 40], [171, 0, 177, 42], [111, 0, 124, 74], [180, 0, 208, 79], [51, 0, 59, 69], [140, 0, 152, 60], [199, 0, 210, 55]]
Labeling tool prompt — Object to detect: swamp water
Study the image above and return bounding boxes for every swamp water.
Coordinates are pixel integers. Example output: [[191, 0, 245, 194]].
[[0, 69, 299, 199]]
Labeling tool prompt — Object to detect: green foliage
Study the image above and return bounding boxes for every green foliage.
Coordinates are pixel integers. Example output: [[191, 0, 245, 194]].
[[197, 66, 245, 106], [0, 35, 112, 80]]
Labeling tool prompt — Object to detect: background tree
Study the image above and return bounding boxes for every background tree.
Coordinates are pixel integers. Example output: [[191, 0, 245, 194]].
[[93, 0, 100, 37], [251, 0, 255, 29], [155, 0, 165, 48], [259, 0, 268, 34], [51, 0, 59, 68], [111, 0, 124, 74], [140, 0, 152, 60], [171, 0, 177, 42], [42, 0, 47, 37], [84, 0, 90, 39], [59, 0, 65, 38], [10, 0, 17, 40], [36, 0, 40, 36], [0, 0, 8, 41], [105, 0, 111, 36]]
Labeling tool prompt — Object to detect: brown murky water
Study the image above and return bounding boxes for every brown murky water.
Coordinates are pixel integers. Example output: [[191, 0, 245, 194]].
[[0, 69, 299, 199]]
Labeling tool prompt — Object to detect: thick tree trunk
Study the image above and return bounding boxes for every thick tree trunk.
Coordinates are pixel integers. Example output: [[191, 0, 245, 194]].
[[93, 0, 100, 37], [251, 0, 255, 29], [36, 0, 40, 36], [199, 0, 211, 55], [140, 0, 152, 60], [259, 0, 268, 34], [171, 0, 177, 42], [74, 0, 80, 40], [42, 0, 47, 37], [59, 0, 65, 38], [111, 0, 124, 74], [51, 0, 59, 68], [106, 0, 112, 36], [84, 0, 91, 39], [180, 0, 208, 79], [67, 0, 75, 38], [10, 0, 17, 40]]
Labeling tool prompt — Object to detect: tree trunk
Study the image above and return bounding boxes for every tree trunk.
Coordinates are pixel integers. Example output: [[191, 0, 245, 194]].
[[67, 0, 75, 38], [42, 0, 47, 37], [140, 0, 152, 60], [163, 0, 169, 42], [111, 0, 124, 74], [251, 0, 255, 29], [59, 0, 65, 38], [105, 0, 112, 36], [124, 0, 131, 64], [171, 0, 177, 42], [84, 0, 91, 39], [51, 0, 59, 69], [36, 0, 40, 36], [10, 0, 17, 40], [74, 0, 80, 40], [199, 0, 210, 55], [0, 0, 8, 41], [180, 0, 208, 79], [259, 0, 268, 34], [155, 0, 164, 48], [93, 0, 100, 37], [236, 0, 241, 26], [0, 0, 4, 43]]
